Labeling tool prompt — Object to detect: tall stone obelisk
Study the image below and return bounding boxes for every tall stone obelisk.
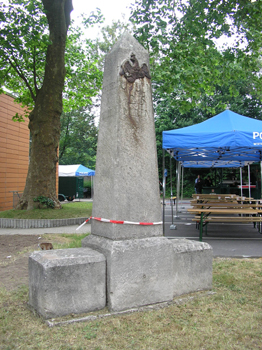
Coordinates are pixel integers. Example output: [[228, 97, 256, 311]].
[[82, 32, 173, 311]]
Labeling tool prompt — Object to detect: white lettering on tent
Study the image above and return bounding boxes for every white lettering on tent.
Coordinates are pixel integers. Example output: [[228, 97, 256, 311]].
[[253, 132, 262, 139]]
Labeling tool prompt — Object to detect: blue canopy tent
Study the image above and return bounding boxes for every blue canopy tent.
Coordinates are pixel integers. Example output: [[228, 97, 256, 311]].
[[59, 164, 95, 176], [59, 164, 95, 200], [161, 110, 262, 230], [162, 110, 262, 165]]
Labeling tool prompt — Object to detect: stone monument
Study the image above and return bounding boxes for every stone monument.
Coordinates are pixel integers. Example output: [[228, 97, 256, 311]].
[[82, 32, 174, 311], [88, 33, 162, 241], [28, 32, 213, 320]]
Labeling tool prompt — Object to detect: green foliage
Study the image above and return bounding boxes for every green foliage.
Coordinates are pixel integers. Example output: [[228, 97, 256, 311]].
[[130, 0, 262, 114], [130, 0, 262, 188], [63, 18, 104, 112], [59, 108, 98, 167], [0, 0, 104, 119], [0, 0, 48, 114], [94, 19, 135, 60], [59, 20, 135, 166], [33, 196, 55, 209], [84, 179, 92, 187]]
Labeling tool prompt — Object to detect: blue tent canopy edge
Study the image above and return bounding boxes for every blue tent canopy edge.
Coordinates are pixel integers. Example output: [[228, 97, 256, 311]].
[[75, 164, 95, 176], [59, 164, 95, 176], [162, 110, 262, 167]]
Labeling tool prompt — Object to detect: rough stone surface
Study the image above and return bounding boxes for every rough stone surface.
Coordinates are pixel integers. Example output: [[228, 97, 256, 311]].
[[82, 235, 174, 312], [91, 32, 162, 240], [28, 248, 106, 319], [171, 239, 213, 296]]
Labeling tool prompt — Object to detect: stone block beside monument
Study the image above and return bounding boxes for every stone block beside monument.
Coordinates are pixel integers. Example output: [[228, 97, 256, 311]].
[[28, 248, 106, 319]]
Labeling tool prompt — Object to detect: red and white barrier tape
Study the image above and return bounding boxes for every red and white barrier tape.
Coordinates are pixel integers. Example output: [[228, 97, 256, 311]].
[[76, 216, 163, 231]]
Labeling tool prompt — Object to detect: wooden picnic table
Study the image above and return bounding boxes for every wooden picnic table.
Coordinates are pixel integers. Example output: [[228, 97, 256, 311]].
[[190, 202, 262, 209], [191, 193, 259, 205], [192, 194, 246, 203], [187, 206, 262, 241], [192, 193, 237, 199]]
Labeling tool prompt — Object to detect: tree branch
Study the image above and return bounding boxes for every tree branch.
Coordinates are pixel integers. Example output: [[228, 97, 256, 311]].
[[7, 53, 36, 102], [33, 46, 39, 96], [59, 113, 71, 159]]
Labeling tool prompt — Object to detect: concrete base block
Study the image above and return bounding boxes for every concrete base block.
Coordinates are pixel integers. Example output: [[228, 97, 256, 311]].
[[171, 239, 213, 296], [82, 235, 174, 312], [28, 248, 106, 319]]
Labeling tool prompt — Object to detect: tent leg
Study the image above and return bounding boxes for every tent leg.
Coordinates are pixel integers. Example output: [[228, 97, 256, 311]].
[[248, 164, 251, 200], [180, 165, 185, 209], [174, 160, 181, 220], [240, 167, 243, 198], [260, 161, 262, 199], [170, 152, 176, 230], [199, 212, 203, 242], [91, 176, 93, 199], [162, 149, 166, 236]]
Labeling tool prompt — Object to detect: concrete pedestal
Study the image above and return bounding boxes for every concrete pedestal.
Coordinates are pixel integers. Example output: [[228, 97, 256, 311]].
[[82, 235, 174, 312], [171, 239, 213, 296], [28, 248, 106, 319]]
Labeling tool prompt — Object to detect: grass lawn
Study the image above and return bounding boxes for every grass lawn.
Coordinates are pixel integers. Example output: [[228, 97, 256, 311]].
[[0, 247, 261, 349], [0, 202, 93, 219]]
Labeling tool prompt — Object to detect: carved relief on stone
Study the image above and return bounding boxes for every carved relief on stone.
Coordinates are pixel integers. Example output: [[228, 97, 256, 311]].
[[120, 77, 151, 141], [119, 53, 151, 83]]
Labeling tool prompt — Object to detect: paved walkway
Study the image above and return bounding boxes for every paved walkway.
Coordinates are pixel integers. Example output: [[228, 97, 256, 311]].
[[1, 200, 262, 257], [0, 223, 91, 235]]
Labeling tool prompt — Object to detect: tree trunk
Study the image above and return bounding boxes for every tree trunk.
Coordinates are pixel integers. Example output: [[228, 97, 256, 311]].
[[17, 0, 73, 210]]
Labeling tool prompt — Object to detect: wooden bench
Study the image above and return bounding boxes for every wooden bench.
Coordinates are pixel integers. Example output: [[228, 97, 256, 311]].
[[187, 207, 262, 241], [190, 202, 262, 209], [192, 214, 262, 239], [193, 216, 262, 223], [192, 194, 239, 199]]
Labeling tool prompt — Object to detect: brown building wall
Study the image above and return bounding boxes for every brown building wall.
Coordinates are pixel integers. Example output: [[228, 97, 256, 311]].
[[0, 93, 30, 211]]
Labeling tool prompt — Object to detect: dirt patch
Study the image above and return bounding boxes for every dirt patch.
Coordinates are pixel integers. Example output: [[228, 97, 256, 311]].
[[0, 235, 41, 290]]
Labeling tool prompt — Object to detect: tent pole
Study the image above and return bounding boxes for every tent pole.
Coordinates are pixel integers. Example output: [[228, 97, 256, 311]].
[[260, 161, 262, 199], [248, 164, 251, 199], [221, 168, 223, 193], [175, 160, 178, 218], [162, 149, 166, 236], [170, 153, 176, 229], [91, 176, 93, 199], [178, 162, 181, 204], [175, 161, 180, 219], [181, 165, 184, 201], [240, 167, 243, 197], [170, 153, 173, 224]]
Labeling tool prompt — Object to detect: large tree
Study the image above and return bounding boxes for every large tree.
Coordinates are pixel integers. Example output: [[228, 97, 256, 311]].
[[0, 0, 103, 209]]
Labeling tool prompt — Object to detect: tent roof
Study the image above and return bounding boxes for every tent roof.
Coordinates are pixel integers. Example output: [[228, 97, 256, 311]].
[[182, 161, 252, 168], [162, 110, 262, 166], [59, 164, 95, 177]]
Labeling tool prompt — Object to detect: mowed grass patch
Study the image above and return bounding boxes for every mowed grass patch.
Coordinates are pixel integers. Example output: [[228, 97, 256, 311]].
[[0, 258, 262, 350], [0, 201, 92, 220], [45, 233, 90, 249]]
